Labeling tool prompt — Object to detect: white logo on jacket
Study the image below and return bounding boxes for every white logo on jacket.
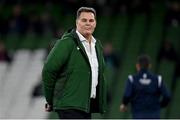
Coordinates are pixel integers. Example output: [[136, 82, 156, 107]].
[[77, 46, 80, 50], [139, 74, 151, 85]]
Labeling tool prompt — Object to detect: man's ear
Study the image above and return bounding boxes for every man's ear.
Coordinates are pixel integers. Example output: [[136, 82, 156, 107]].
[[94, 19, 97, 26]]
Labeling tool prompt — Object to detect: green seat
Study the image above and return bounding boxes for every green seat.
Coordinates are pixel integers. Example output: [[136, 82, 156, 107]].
[[94, 15, 111, 42], [143, 15, 164, 71], [5, 34, 20, 50], [157, 60, 175, 118], [111, 15, 128, 52], [157, 60, 175, 89], [62, 14, 75, 30], [19, 33, 37, 49], [165, 26, 180, 52], [168, 78, 180, 118]]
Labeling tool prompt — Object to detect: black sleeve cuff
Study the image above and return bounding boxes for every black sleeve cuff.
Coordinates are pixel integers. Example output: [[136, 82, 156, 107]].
[[122, 96, 131, 105], [161, 97, 171, 108]]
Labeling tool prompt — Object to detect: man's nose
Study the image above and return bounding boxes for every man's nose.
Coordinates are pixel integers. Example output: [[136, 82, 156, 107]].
[[85, 21, 91, 25]]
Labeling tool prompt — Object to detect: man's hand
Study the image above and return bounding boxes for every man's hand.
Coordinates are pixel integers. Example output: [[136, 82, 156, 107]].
[[120, 104, 128, 112], [45, 103, 53, 112]]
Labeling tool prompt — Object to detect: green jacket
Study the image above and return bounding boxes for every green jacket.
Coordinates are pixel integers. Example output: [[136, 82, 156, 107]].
[[42, 29, 107, 113]]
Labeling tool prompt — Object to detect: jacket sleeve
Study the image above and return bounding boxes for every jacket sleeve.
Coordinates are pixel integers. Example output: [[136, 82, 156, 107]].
[[42, 38, 73, 105], [159, 79, 171, 108], [122, 76, 133, 105]]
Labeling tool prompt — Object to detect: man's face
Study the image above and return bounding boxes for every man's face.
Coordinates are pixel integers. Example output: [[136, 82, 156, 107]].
[[76, 12, 96, 37]]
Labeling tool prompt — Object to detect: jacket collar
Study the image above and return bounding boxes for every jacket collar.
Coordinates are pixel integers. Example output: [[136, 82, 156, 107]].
[[70, 28, 103, 72], [138, 69, 150, 75], [71, 29, 89, 57], [70, 29, 91, 67], [76, 30, 96, 44]]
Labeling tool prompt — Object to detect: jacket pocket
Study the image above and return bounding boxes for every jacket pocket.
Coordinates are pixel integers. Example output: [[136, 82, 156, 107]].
[[54, 70, 73, 102], [59, 70, 90, 106]]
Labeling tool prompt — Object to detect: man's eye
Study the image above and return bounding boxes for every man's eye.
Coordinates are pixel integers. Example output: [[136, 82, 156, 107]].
[[81, 19, 87, 22], [89, 19, 94, 22]]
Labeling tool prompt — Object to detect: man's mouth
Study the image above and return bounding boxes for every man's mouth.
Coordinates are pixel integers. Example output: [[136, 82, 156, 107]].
[[85, 28, 91, 30]]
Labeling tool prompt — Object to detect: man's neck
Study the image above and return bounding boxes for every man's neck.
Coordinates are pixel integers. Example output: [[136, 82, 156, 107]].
[[84, 34, 92, 44], [76, 30, 92, 44], [87, 37, 92, 44]]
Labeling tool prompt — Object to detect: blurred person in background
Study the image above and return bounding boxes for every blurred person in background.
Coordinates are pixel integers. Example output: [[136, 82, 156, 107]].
[[103, 42, 121, 104], [157, 40, 178, 63], [164, 1, 180, 27], [60, 0, 80, 15], [127, 0, 152, 15], [28, 11, 44, 36], [172, 60, 180, 91], [28, 11, 57, 37], [42, 7, 107, 119], [157, 40, 180, 92], [41, 11, 57, 36], [0, 41, 12, 63], [120, 55, 171, 119], [8, 4, 29, 35], [103, 42, 120, 70], [105, 0, 128, 16], [0, 9, 9, 39]]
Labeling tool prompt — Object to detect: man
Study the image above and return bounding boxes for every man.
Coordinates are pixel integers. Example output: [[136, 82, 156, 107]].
[[42, 7, 107, 119], [120, 55, 171, 119]]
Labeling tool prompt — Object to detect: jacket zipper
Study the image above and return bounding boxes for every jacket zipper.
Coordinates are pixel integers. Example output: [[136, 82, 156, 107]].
[[87, 70, 91, 112]]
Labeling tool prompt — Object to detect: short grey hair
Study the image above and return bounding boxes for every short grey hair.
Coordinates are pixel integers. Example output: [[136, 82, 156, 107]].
[[76, 7, 96, 19]]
